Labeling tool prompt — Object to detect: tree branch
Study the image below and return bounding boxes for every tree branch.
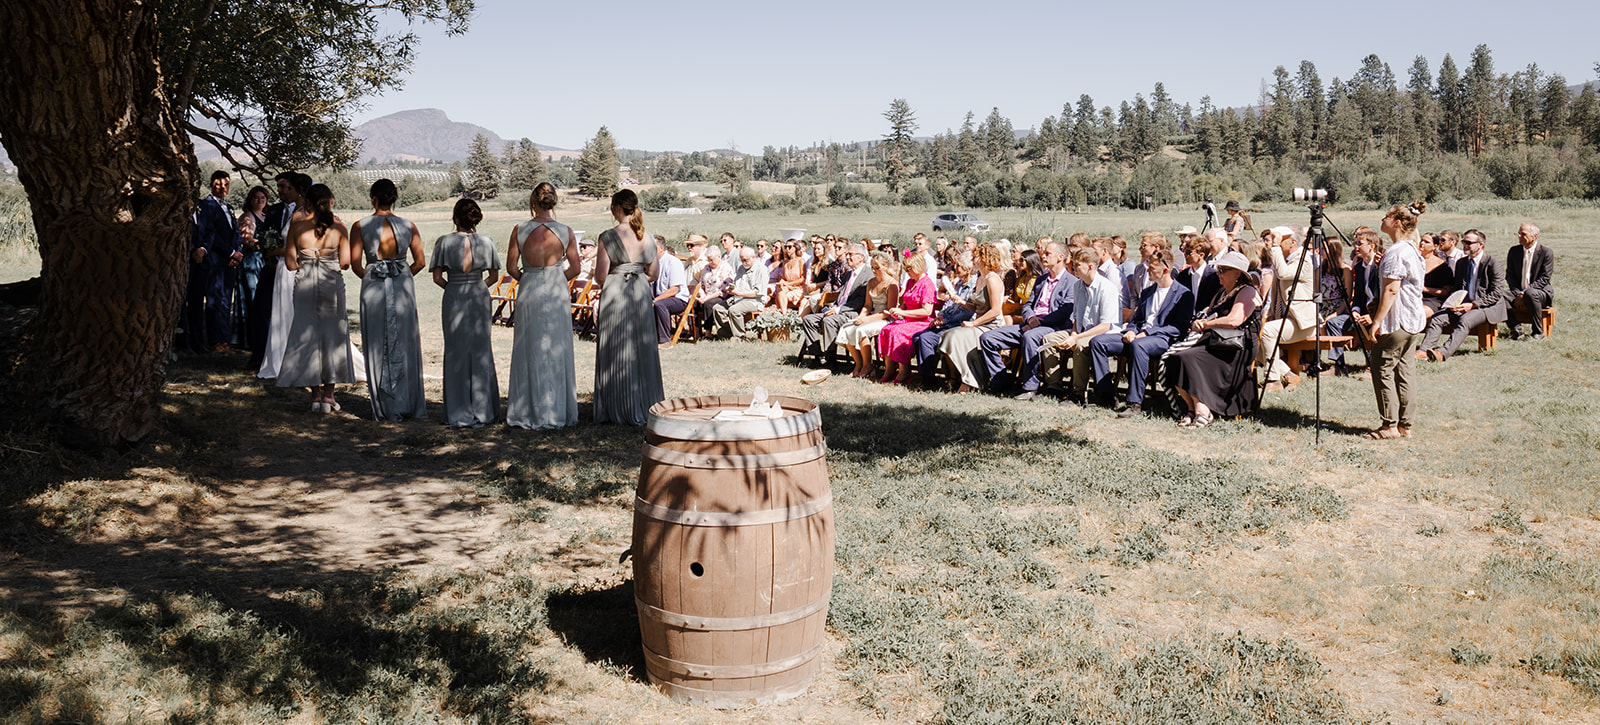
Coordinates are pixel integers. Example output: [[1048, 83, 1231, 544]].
[[176, 0, 220, 113]]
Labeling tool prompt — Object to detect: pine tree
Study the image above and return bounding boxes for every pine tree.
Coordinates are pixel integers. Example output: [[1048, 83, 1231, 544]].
[[980, 107, 1014, 167], [1264, 66, 1296, 158], [1407, 56, 1439, 155], [504, 138, 546, 190], [576, 125, 620, 198], [1151, 82, 1179, 136], [1068, 95, 1099, 162], [881, 98, 919, 192], [1539, 74, 1571, 140], [1325, 79, 1365, 160], [1463, 44, 1496, 156], [1436, 54, 1464, 153], [1295, 61, 1326, 155], [1570, 84, 1600, 146], [463, 132, 501, 198], [956, 112, 981, 182]]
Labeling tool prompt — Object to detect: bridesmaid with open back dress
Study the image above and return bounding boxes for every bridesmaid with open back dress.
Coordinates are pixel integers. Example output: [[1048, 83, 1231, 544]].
[[350, 178, 427, 421], [276, 183, 358, 412], [592, 189, 664, 425], [505, 182, 582, 430], [431, 198, 501, 428]]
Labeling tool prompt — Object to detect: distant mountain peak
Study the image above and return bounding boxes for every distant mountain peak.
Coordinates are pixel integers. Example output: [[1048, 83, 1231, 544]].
[[354, 108, 506, 163]]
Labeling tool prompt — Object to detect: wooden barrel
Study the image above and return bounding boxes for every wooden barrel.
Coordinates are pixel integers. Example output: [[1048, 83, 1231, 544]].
[[632, 394, 833, 707]]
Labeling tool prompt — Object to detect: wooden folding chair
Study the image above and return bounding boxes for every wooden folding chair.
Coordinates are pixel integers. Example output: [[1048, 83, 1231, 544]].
[[570, 278, 599, 336], [490, 274, 518, 327], [668, 281, 702, 345]]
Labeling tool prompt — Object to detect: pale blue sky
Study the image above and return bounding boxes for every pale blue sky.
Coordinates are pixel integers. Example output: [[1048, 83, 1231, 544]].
[[359, 0, 1600, 152]]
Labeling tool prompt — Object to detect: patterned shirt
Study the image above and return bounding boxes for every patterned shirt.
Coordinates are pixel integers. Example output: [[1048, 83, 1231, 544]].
[[1379, 239, 1426, 335]]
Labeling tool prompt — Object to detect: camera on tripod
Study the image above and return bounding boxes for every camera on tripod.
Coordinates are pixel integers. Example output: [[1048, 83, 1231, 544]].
[[1292, 187, 1337, 204]]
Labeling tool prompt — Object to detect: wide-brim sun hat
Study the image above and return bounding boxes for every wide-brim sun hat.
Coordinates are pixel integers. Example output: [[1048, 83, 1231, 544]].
[[1214, 250, 1250, 273]]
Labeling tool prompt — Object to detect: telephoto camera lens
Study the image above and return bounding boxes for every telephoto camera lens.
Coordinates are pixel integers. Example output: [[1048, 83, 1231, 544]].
[[1293, 188, 1335, 203]]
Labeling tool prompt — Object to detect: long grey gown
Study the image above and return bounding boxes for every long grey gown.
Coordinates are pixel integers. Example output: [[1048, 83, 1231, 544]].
[[432, 232, 501, 428], [593, 228, 664, 425], [938, 279, 1002, 388], [357, 214, 427, 421], [277, 249, 358, 388], [506, 220, 579, 430]]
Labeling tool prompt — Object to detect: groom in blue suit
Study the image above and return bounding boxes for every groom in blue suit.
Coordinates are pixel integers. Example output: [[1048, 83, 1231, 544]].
[[1089, 248, 1194, 416], [979, 240, 1076, 399], [184, 170, 243, 352]]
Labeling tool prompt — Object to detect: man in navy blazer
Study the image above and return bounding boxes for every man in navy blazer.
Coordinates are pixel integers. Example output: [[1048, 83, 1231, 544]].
[[183, 170, 243, 352], [1090, 248, 1195, 416], [1417, 229, 1507, 361], [1173, 236, 1221, 311], [979, 240, 1075, 399], [1504, 222, 1554, 339]]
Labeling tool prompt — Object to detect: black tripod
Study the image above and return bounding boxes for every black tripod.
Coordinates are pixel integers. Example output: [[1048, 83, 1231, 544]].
[[1256, 203, 1358, 444], [1199, 199, 1218, 234]]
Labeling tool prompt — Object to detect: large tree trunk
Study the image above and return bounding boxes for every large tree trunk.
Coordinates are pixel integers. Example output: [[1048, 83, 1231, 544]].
[[0, 0, 196, 444]]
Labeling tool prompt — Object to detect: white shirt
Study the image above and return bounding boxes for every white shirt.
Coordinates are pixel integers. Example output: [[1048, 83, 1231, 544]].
[[1144, 284, 1171, 331], [1379, 238, 1426, 335], [1072, 274, 1123, 334], [1520, 242, 1538, 290], [654, 251, 690, 302]]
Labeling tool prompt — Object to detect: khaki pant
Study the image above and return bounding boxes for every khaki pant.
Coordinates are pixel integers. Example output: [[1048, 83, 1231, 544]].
[[1259, 317, 1311, 381], [1371, 329, 1419, 428], [1039, 331, 1095, 397]]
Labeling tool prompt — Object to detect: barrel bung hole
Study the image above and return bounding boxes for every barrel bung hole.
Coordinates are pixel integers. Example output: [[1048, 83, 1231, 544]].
[[690, 562, 704, 577]]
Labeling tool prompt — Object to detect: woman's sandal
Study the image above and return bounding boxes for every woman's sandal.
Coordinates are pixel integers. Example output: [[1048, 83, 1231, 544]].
[[1190, 413, 1215, 429], [1177, 414, 1195, 428], [1363, 427, 1402, 440]]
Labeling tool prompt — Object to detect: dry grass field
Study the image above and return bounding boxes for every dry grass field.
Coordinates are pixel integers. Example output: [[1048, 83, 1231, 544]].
[[1, 199, 1597, 723]]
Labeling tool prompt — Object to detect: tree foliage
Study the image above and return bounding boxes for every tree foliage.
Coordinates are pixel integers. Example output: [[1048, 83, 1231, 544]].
[[504, 138, 546, 190], [158, 0, 474, 174], [576, 126, 619, 198], [463, 133, 500, 198]]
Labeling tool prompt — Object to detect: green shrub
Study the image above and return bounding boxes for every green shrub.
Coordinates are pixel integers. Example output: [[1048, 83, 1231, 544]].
[[639, 184, 690, 212], [827, 181, 868, 207]]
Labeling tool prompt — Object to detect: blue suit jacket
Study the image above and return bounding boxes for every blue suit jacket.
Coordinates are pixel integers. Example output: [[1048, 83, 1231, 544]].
[[1350, 258, 1381, 315], [1128, 284, 1195, 343], [1022, 271, 1076, 329], [192, 195, 240, 266]]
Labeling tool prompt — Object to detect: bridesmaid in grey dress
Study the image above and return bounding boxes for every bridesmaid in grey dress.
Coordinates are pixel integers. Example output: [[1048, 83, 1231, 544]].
[[277, 184, 358, 412], [938, 242, 1009, 393], [593, 189, 664, 425], [351, 178, 427, 421], [430, 199, 501, 428], [505, 182, 582, 429]]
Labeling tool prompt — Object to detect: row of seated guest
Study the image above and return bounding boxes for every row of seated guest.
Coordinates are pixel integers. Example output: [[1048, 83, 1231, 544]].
[[784, 220, 1553, 422]]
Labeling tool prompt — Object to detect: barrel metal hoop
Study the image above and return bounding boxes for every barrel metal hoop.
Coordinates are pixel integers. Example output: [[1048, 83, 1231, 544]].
[[642, 442, 827, 470], [647, 404, 822, 442], [634, 589, 831, 631], [643, 642, 824, 679], [633, 493, 832, 527]]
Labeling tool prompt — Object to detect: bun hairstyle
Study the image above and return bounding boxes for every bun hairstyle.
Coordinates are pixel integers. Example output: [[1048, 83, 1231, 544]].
[[452, 198, 483, 232], [306, 183, 336, 236], [1386, 200, 1428, 235], [369, 178, 399, 209], [610, 189, 645, 241], [530, 182, 558, 212]]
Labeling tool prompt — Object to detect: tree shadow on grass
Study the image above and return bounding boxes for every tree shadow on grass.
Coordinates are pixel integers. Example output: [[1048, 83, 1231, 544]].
[[1251, 403, 1373, 436], [544, 579, 647, 682]]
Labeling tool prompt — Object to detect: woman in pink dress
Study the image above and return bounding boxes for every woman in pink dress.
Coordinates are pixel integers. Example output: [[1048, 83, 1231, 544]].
[[876, 253, 937, 384]]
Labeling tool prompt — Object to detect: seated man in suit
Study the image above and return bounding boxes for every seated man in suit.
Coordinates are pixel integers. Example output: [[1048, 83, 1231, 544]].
[[797, 243, 870, 367], [1504, 223, 1554, 340], [1090, 248, 1195, 417], [1415, 229, 1507, 361], [1173, 235, 1221, 311], [978, 240, 1075, 400]]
